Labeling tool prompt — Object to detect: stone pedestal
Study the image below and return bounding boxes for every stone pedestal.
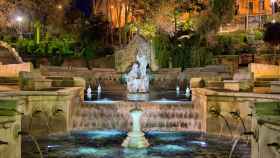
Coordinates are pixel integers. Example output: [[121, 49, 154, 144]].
[[122, 108, 149, 149], [122, 131, 150, 149]]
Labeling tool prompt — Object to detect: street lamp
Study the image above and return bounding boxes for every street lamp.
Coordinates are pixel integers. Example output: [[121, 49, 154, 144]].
[[15, 16, 23, 39], [271, 0, 277, 23], [57, 4, 63, 10], [16, 16, 23, 23]]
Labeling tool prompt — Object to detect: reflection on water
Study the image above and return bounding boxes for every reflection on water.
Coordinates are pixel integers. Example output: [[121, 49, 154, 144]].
[[150, 98, 188, 104], [22, 130, 250, 158]]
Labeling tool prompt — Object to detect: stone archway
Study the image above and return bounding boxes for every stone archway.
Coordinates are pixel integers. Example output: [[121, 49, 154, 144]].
[[0, 41, 23, 64]]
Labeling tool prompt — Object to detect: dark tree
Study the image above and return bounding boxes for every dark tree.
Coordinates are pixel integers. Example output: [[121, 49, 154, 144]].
[[264, 22, 280, 64], [264, 22, 280, 45]]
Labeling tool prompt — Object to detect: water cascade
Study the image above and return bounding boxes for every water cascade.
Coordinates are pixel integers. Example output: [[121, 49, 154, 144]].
[[122, 108, 149, 148]]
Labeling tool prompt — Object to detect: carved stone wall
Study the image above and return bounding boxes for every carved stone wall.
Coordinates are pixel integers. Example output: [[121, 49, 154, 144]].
[[115, 35, 159, 73]]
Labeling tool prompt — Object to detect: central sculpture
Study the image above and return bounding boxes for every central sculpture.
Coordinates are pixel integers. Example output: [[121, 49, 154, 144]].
[[127, 51, 149, 93], [123, 46, 150, 148]]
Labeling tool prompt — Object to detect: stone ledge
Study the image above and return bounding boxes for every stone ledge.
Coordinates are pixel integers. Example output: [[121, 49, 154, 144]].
[[193, 88, 280, 100]]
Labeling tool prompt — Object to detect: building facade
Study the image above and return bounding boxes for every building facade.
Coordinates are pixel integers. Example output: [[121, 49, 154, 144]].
[[220, 0, 274, 32], [236, 0, 272, 16]]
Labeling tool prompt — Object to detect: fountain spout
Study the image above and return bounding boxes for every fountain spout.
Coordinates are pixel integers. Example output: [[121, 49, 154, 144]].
[[176, 85, 180, 95], [229, 111, 247, 132], [209, 107, 233, 137], [87, 85, 92, 100], [97, 84, 101, 94], [185, 87, 191, 98], [122, 108, 149, 149]]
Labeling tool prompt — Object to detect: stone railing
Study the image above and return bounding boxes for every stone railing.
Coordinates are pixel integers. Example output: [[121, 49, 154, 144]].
[[0, 63, 32, 77], [249, 63, 280, 80], [213, 55, 239, 73], [40, 65, 124, 91]]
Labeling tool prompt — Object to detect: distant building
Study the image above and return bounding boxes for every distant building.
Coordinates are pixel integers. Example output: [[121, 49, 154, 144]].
[[220, 0, 275, 32], [236, 0, 272, 16]]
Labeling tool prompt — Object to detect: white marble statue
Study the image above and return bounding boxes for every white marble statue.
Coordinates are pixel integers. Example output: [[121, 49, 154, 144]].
[[127, 51, 149, 93]]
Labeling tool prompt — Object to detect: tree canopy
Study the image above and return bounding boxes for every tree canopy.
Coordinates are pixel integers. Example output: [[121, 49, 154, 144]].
[[264, 22, 280, 46]]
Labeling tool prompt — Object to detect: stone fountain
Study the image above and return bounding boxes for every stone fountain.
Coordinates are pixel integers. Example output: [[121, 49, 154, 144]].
[[123, 45, 151, 147], [122, 107, 149, 148]]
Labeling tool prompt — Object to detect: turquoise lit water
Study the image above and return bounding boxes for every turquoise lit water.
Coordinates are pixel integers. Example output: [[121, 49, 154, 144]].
[[22, 130, 250, 158]]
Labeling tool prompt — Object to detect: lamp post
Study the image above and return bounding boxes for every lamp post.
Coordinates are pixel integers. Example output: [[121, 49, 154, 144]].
[[246, 0, 249, 31], [271, 0, 277, 23], [57, 4, 63, 10], [16, 16, 23, 39]]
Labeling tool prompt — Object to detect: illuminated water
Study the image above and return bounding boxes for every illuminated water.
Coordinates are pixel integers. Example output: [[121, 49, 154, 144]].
[[22, 130, 250, 158], [84, 90, 190, 102]]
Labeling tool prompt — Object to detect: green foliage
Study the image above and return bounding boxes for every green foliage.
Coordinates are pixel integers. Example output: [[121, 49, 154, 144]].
[[152, 32, 212, 69], [171, 43, 192, 69], [211, 0, 234, 24], [139, 21, 157, 39], [16, 39, 36, 54], [82, 42, 99, 61], [1, 35, 17, 43], [152, 34, 171, 67], [211, 30, 264, 55], [181, 19, 194, 31], [196, 0, 235, 36], [255, 30, 264, 41], [16, 38, 75, 57], [191, 47, 213, 67], [34, 21, 41, 44]]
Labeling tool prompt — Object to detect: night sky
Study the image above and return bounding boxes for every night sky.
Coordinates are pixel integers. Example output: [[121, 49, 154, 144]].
[[74, 0, 93, 16]]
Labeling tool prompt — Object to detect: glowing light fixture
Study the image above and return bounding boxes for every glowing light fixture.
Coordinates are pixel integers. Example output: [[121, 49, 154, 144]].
[[57, 4, 63, 10], [16, 16, 23, 22]]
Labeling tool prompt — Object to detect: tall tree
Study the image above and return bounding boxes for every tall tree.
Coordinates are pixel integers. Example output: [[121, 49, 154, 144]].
[[0, 0, 16, 31], [0, 0, 71, 35], [264, 22, 280, 64]]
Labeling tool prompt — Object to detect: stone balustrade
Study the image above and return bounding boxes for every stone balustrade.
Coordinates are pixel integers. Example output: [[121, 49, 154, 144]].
[[0, 63, 32, 78]]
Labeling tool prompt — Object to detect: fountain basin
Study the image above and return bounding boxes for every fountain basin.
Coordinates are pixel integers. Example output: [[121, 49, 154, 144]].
[[22, 130, 251, 158]]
